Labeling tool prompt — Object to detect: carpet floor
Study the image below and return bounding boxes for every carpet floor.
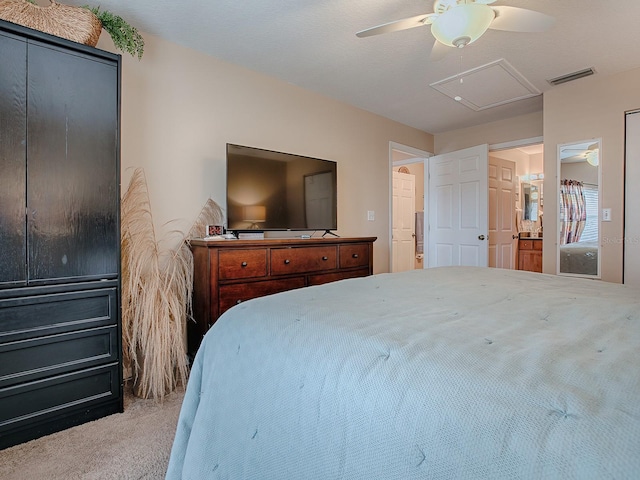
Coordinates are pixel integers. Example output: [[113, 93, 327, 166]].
[[0, 384, 185, 480]]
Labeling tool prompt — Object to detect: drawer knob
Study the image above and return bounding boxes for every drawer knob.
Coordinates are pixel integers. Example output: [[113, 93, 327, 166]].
[[322, 256, 328, 261], [241, 261, 248, 267], [352, 254, 359, 259], [284, 259, 290, 264]]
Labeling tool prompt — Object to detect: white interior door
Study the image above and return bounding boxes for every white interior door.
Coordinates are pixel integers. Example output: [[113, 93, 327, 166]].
[[428, 144, 489, 267], [392, 170, 416, 272], [625, 111, 640, 285], [488, 156, 517, 268]]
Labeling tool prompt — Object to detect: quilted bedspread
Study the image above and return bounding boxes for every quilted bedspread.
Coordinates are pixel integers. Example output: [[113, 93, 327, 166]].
[[166, 267, 640, 479]]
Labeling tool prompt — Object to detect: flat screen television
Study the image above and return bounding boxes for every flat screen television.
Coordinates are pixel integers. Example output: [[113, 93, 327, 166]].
[[226, 144, 337, 232]]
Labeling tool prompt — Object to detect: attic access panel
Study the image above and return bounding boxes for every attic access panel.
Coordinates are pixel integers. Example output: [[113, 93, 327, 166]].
[[430, 58, 540, 111]]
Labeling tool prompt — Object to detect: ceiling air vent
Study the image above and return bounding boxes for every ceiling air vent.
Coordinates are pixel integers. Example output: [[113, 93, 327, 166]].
[[547, 68, 596, 86]]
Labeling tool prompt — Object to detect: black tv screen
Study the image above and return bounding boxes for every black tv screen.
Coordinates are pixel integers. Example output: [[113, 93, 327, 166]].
[[226, 144, 337, 232]]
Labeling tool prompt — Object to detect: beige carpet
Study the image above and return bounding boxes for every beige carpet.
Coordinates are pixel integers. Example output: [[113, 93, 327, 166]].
[[0, 385, 185, 480]]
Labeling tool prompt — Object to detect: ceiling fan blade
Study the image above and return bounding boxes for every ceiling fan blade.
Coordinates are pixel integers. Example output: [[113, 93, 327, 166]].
[[489, 6, 555, 33], [356, 14, 435, 38], [430, 39, 452, 62]]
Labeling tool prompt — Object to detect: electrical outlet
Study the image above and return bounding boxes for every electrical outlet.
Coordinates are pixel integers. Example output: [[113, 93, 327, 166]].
[[367, 210, 375, 221], [602, 208, 612, 222]]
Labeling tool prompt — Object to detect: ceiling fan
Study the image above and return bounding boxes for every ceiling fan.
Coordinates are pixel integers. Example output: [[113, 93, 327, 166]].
[[356, 0, 555, 60], [561, 142, 600, 166]]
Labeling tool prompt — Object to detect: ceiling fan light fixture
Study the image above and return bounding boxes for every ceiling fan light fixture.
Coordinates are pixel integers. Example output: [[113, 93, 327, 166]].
[[431, 4, 495, 48], [586, 150, 599, 167]]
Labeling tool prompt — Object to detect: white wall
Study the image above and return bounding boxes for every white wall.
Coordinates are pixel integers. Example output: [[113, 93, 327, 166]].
[[543, 66, 640, 283], [434, 66, 640, 283], [434, 111, 543, 154], [96, 32, 433, 273]]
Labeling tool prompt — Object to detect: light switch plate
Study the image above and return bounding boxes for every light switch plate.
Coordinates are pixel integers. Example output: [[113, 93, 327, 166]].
[[367, 210, 375, 221], [602, 208, 612, 222]]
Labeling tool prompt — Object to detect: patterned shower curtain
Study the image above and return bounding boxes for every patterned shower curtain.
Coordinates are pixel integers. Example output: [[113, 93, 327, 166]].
[[559, 179, 587, 245]]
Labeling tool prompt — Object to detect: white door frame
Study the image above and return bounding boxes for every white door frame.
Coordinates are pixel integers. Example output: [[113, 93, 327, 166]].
[[389, 142, 432, 272], [388, 137, 543, 273]]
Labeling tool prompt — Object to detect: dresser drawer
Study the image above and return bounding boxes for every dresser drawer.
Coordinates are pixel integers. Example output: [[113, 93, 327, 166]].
[[218, 249, 267, 280], [339, 243, 370, 269], [270, 246, 337, 275], [309, 267, 370, 286], [219, 277, 306, 314]]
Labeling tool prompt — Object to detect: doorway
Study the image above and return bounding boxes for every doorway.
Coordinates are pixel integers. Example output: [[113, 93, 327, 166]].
[[389, 143, 430, 273], [489, 140, 544, 270], [389, 138, 543, 273]]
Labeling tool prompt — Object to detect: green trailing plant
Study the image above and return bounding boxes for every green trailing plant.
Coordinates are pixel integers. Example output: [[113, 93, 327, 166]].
[[86, 6, 144, 59]]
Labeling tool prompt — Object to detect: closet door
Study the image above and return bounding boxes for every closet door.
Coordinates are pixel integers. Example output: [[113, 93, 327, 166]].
[[0, 32, 27, 286], [625, 111, 640, 286], [26, 42, 119, 283]]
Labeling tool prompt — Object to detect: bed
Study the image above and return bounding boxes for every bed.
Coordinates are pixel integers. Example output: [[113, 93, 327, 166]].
[[167, 267, 640, 479], [559, 241, 598, 276]]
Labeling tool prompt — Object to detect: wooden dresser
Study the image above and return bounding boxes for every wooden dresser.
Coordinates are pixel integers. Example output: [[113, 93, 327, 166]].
[[189, 237, 376, 358], [518, 238, 543, 273]]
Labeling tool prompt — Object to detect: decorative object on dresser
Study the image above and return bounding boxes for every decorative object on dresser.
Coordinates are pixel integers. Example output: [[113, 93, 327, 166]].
[[0, 19, 121, 449], [188, 237, 376, 359]]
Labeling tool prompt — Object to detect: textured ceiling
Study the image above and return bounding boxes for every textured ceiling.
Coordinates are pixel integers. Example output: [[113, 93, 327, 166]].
[[61, 0, 640, 134]]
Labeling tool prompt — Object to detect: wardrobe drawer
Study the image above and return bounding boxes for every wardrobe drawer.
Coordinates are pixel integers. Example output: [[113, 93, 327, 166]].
[[219, 277, 306, 314], [0, 325, 118, 388], [218, 249, 267, 280], [0, 363, 120, 432], [339, 243, 370, 269], [270, 246, 337, 275], [0, 288, 117, 343]]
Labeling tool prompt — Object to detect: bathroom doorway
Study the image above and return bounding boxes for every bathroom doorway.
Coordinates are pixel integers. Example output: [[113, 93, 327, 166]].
[[389, 143, 430, 272], [489, 141, 544, 269]]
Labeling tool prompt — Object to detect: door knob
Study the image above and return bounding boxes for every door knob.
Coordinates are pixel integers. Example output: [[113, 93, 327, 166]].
[[478, 235, 486, 241], [512, 234, 518, 239]]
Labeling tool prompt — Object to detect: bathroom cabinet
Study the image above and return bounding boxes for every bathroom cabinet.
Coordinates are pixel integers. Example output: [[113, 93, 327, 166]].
[[518, 238, 543, 273]]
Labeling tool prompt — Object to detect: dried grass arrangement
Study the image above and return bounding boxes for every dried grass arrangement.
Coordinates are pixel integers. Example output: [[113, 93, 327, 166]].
[[121, 168, 225, 399], [121, 168, 190, 399]]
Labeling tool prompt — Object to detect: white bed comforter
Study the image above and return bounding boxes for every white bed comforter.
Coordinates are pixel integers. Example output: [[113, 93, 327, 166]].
[[167, 267, 640, 479]]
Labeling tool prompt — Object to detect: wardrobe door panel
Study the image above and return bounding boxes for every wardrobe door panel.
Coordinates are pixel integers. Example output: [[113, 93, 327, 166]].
[[0, 33, 27, 286], [27, 44, 119, 283]]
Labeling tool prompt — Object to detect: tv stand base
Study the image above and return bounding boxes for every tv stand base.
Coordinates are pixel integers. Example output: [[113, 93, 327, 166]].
[[322, 230, 340, 238]]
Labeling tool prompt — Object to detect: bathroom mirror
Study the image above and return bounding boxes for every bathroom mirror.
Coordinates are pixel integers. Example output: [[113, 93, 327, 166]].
[[557, 139, 601, 278], [522, 183, 540, 221]]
